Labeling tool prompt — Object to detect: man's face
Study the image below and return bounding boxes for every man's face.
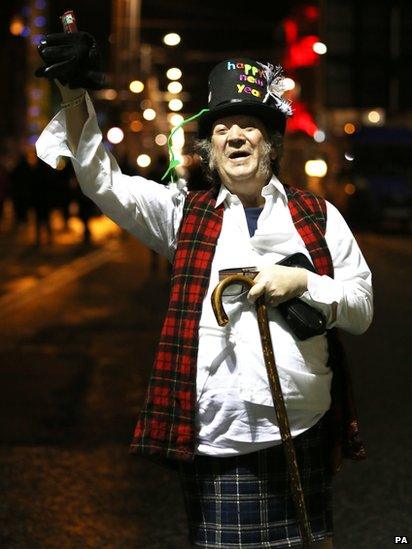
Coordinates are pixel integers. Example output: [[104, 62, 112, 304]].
[[210, 114, 273, 187]]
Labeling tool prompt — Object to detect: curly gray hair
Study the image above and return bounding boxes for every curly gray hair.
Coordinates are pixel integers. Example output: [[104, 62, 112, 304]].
[[193, 131, 283, 186]]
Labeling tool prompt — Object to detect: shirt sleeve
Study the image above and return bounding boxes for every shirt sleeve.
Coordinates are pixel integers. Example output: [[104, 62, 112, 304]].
[[299, 200, 373, 334], [35, 93, 186, 262]]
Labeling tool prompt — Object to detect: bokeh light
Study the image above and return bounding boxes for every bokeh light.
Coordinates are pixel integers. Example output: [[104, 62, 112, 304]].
[[129, 80, 144, 93], [168, 113, 184, 126], [313, 130, 326, 143], [155, 134, 168, 146], [107, 127, 124, 144], [283, 78, 295, 91], [101, 89, 117, 100], [34, 16, 46, 27], [167, 81, 183, 94], [143, 108, 156, 121], [10, 17, 25, 36], [163, 33, 181, 46], [136, 154, 151, 168], [367, 110, 381, 123], [305, 160, 328, 177], [344, 123, 356, 135], [168, 99, 183, 112], [313, 42, 327, 55], [166, 68, 182, 80], [32, 35, 43, 46], [345, 183, 356, 195], [130, 120, 143, 132]]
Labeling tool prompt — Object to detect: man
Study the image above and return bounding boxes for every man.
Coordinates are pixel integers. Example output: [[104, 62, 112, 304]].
[[36, 34, 373, 548]]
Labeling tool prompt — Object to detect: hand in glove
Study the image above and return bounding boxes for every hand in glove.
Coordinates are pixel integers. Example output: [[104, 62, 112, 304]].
[[247, 265, 308, 307], [35, 32, 105, 90]]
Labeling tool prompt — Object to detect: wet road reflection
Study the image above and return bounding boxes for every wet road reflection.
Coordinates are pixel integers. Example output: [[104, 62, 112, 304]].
[[0, 228, 411, 548]]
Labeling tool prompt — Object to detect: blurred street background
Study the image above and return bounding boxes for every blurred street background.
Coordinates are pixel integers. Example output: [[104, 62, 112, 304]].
[[0, 0, 411, 548]]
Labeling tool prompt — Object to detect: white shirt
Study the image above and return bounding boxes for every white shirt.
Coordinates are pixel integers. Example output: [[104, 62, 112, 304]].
[[36, 93, 373, 456]]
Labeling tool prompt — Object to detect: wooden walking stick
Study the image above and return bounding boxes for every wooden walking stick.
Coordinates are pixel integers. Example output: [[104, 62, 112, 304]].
[[212, 274, 314, 548]]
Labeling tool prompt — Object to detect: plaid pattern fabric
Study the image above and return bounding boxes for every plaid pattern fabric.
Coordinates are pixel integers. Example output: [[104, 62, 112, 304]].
[[130, 188, 224, 461], [179, 414, 333, 548], [130, 184, 365, 467], [283, 186, 333, 276]]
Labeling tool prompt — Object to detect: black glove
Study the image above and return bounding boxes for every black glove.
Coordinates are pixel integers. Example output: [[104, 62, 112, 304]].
[[35, 31, 105, 90]]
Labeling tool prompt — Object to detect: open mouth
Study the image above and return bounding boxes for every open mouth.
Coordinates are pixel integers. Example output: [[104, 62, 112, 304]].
[[227, 151, 251, 160]]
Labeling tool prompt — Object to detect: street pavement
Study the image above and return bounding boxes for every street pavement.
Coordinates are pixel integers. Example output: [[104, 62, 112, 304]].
[[0, 211, 411, 549]]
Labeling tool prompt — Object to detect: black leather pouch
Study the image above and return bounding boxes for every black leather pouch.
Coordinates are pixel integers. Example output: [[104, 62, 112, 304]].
[[276, 253, 326, 340]]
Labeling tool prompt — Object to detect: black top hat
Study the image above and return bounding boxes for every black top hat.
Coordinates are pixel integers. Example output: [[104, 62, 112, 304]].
[[197, 58, 292, 138]]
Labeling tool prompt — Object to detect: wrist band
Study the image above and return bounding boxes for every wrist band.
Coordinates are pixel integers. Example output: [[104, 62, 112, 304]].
[[60, 93, 86, 109]]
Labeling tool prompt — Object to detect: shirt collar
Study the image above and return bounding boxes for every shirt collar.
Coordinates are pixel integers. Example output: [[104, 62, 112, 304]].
[[214, 175, 287, 208]]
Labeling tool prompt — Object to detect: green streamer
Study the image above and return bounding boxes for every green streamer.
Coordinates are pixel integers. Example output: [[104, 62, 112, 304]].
[[161, 108, 210, 182]]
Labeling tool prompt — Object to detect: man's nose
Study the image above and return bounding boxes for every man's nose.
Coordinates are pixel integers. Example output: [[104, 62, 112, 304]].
[[227, 125, 246, 142]]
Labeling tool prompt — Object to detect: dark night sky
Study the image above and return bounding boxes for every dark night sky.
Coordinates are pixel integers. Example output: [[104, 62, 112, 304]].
[[48, 0, 293, 109], [2, 1, 293, 73], [0, 0, 296, 137], [2, 0, 292, 57]]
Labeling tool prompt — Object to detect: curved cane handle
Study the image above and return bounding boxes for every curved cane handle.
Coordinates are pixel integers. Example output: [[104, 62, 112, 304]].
[[211, 275, 256, 326], [211, 272, 313, 546]]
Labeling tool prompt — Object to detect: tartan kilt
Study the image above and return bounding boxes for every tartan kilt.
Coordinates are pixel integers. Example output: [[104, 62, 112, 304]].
[[178, 414, 333, 548]]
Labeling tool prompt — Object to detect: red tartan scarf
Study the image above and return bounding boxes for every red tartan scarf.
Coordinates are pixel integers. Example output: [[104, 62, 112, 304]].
[[130, 184, 366, 469]]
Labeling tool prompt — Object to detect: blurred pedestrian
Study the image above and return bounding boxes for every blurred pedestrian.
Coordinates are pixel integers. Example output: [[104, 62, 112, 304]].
[[27, 150, 54, 247], [54, 159, 74, 231], [36, 32, 373, 549], [71, 176, 100, 245], [9, 153, 31, 230]]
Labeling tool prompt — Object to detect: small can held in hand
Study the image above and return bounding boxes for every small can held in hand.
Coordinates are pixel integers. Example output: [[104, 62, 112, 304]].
[[61, 10, 78, 33]]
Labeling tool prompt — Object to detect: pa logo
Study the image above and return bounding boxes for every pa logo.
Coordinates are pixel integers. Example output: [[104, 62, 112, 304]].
[[394, 536, 409, 544]]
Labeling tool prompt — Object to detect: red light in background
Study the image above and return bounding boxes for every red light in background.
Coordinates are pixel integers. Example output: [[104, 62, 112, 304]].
[[282, 6, 320, 135], [283, 18, 298, 44], [303, 6, 320, 21], [287, 101, 318, 137], [285, 35, 319, 69]]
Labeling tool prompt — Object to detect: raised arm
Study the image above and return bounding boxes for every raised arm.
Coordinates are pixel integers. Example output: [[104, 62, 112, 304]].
[[35, 31, 186, 261]]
